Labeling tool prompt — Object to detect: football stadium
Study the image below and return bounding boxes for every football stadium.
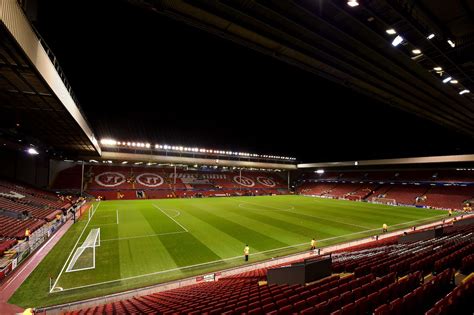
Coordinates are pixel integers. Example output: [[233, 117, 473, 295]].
[[0, 0, 474, 314]]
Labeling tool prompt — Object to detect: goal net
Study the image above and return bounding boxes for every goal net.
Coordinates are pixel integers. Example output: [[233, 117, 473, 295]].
[[66, 228, 100, 273], [371, 197, 397, 205]]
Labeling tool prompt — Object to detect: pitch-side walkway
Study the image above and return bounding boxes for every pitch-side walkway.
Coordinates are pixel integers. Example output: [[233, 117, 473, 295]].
[[0, 219, 74, 314], [41, 214, 474, 314]]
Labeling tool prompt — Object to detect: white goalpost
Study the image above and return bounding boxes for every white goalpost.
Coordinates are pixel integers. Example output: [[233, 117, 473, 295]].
[[88, 204, 98, 221], [66, 228, 101, 273]]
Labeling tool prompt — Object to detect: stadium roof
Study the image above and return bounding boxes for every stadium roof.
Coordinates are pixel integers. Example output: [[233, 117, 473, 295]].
[[126, 0, 474, 136], [1, 0, 473, 162], [0, 0, 100, 155]]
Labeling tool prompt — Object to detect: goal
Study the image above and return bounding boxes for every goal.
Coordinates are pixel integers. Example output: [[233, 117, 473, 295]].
[[66, 228, 100, 273], [371, 197, 397, 205]]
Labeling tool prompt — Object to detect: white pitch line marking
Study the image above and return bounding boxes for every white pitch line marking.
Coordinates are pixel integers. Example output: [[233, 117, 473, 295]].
[[50, 202, 101, 293], [101, 231, 187, 242], [237, 199, 372, 230], [51, 213, 446, 293], [153, 204, 188, 232]]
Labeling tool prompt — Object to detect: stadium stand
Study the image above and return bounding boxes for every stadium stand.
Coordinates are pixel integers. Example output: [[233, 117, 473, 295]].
[[63, 221, 474, 315], [0, 216, 44, 239], [0, 179, 66, 221], [0, 239, 17, 256], [297, 170, 474, 209], [53, 165, 288, 200]]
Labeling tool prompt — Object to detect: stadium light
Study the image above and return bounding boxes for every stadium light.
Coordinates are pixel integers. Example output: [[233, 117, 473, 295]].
[[121, 161, 128, 164], [447, 39, 455, 48], [411, 49, 421, 54], [459, 89, 470, 95], [27, 148, 39, 155], [433, 67, 443, 71], [427, 33, 435, 40], [449, 80, 458, 84], [385, 29, 396, 35], [89, 159, 98, 163], [316, 169, 325, 174], [391, 35, 404, 47], [442, 76, 452, 83], [347, 0, 359, 7], [100, 139, 117, 146]]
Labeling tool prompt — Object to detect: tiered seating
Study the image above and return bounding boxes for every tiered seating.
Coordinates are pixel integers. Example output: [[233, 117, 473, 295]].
[[324, 183, 364, 198], [298, 183, 337, 195], [421, 186, 474, 209], [0, 178, 67, 221], [0, 216, 44, 239], [460, 254, 474, 274], [372, 184, 430, 205], [374, 268, 454, 315], [298, 169, 474, 209], [62, 165, 288, 200], [65, 223, 474, 315], [424, 274, 474, 315], [0, 197, 60, 221], [0, 239, 17, 255]]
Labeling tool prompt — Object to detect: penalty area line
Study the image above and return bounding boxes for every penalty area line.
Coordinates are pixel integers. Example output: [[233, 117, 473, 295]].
[[101, 230, 187, 242], [53, 213, 447, 293], [50, 201, 101, 293]]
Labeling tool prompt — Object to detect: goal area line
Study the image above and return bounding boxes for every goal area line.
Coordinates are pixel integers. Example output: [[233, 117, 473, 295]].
[[51, 214, 445, 293]]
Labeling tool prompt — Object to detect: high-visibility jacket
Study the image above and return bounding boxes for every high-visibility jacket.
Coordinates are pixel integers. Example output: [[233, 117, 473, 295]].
[[244, 246, 249, 255], [383, 224, 387, 230], [311, 239, 316, 247], [25, 229, 30, 237]]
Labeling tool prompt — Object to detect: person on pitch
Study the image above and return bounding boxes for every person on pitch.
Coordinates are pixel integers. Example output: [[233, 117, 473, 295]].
[[311, 238, 316, 250], [382, 223, 388, 233], [448, 209, 453, 217], [244, 244, 250, 261]]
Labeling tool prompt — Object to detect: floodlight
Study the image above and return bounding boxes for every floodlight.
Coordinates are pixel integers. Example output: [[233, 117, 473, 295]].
[[391, 35, 404, 47], [316, 169, 325, 174], [459, 89, 470, 95], [386, 29, 396, 35], [27, 148, 39, 155], [411, 49, 421, 54], [442, 76, 452, 83], [427, 34, 435, 39], [100, 139, 117, 146], [347, 0, 359, 7]]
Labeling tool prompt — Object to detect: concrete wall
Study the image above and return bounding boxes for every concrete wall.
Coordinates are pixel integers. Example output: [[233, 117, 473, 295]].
[[0, 147, 49, 188]]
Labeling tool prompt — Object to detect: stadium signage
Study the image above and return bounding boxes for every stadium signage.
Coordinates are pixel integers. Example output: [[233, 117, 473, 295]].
[[196, 273, 216, 282], [233, 175, 255, 187], [95, 172, 126, 187], [257, 176, 276, 187], [136, 173, 164, 187]]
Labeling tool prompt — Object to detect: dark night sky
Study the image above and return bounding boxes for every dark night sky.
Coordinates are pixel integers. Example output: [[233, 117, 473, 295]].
[[33, 0, 472, 162]]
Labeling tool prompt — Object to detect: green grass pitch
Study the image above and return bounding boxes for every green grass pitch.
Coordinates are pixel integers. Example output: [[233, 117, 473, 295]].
[[10, 195, 448, 307]]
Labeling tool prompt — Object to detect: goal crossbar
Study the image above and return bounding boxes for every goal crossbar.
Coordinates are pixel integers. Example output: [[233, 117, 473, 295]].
[[66, 228, 100, 273]]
